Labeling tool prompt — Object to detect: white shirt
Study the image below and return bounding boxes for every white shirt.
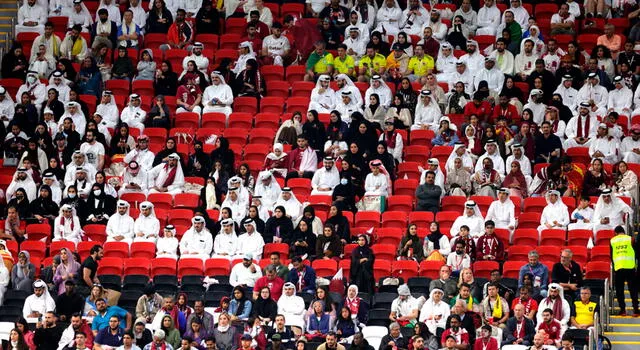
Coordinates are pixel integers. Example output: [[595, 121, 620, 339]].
[[364, 172, 388, 196], [589, 136, 619, 164], [419, 298, 450, 334], [53, 215, 82, 242], [473, 67, 504, 93], [450, 214, 485, 238], [123, 147, 155, 171], [95, 103, 120, 129], [460, 52, 485, 77], [180, 228, 213, 256], [229, 262, 263, 287], [565, 114, 598, 139], [134, 214, 160, 239], [475, 151, 506, 175], [213, 231, 239, 256], [156, 237, 179, 258], [18, 4, 46, 26], [203, 83, 234, 108], [106, 213, 135, 240], [364, 85, 392, 108], [477, 5, 500, 31], [413, 100, 442, 129], [577, 83, 609, 111], [79, 142, 105, 169], [505, 154, 532, 176], [309, 86, 336, 112], [514, 52, 538, 76], [120, 106, 147, 131], [237, 231, 265, 259], [554, 85, 578, 113], [620, 136, 640, 163], [540, 202, 570, 227], [23, 292, 56, 318], [311, 167, 340, 192], [446, 252, 472, 272], [262, 35, 290, 56], [608, 86, 633, 113], [148, 163, 185, 192], [485, 199, 516, 229]]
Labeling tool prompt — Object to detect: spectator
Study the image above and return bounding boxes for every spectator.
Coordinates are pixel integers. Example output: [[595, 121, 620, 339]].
[[230, 253, 262, 288], [551, 249, 583, 296], [162, 9, 193, 51], [419, 288, 449, 337], [142, 330, 174, 350], [277, 283, 306, 336], [287, 256, 316, 294], [536, 309, 562, 347], [451, 201, 484, 239], [33, 312, 64, 350], [537, 190, 569, 233], [476, 221, 505, 262], [447, 242, 472, 276], [94, 316, 125, 349], [504, 303, 536, 347], [537, 284, 570, 328], [350, 234, 374, 294], [440, 315, 470, 348], [378, 323, 407, 350], [195, 0, 219, 34], [55, 280, 84, 321], [398, 223, 424, 261], [592, 189, 633, 232], [23, 279, 55, 318], [390, 284, 419, 327], [473, 325, 498, 350], [597, 24, 621, 58], [116, 332, 141, 350], [518, 251, 549, 297], [58, 314, 95, 350], [512, 286, 538, 320], [92, 298, 132, 333]]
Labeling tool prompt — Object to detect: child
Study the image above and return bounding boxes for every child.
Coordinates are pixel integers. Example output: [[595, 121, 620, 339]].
[[568, 196, 594, 231], [156, 224, 179, 259], [449, 225, 476, 261], [134, 49, 156, 81]]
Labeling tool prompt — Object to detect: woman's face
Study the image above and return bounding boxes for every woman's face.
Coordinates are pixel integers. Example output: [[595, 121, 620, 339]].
[[221, 209, 230, 219], [234, 289, 243, 299], [534, 78, 542, 89], [92, 286, 101, 296], [597, 48, 604, 57], [341, 308, 349, 318], [192, 323, 200, 332], [163, 318, 171, 327], [568, 43, 576, 53], [511, 163, 520, 173], [409, 224, 417, 235], [398, 34, 406, 43], [60, 249, 68, 261], [218, 314, 229, 326], [377, 144, 385, 154], [18, 253, 26, 263], [49, 158, 58, 168], [10, 330, 18, 342], [313, 302, 323, 313], [506, 78, 514, 88], [299, 221, 308, 231], [330, 113, 338, 122], [329, 206, 337, 217], [306, 111, 315, 122], [317, 288, 325, 299], [323, 227, 332, 237], [522, 111, 531, 120], [371, 35, 379, 44], [274, 208, 283, 218], [166, 139, 175, 148], [297, 343, 305, 350], [16, 324, 24, 333], [239, 165, 248, 175], [593, 160, 602, 171], [350, 143, 358, 153], [394, 96, 401, 105], [161, 62, 169, 72], [348, 286, 357, 298], [401, 79, 410, 89], [341, 161, 349, 171], [485, 128, 494, 136], [619, 162, 628, 173], [463, 269, 472, 281], [369, 96, 377, 105], [96, 173, 104, 183], [67, 188, 76, 197], [357, 236, 366, 246], [358, 124, 367, 134], [39, 188, 49, 198], [454, 158, 462, 168], [430, 222, 438, 232], [188, 62, 195, 71]]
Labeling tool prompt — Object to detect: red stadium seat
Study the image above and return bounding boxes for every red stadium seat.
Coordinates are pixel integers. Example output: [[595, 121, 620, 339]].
[[228, 112, 253, 129], [103, 242, 130, 259], [494, 228, 511, 245], [214, 49, 239, 64], [307, 195, 332, 212], [224, 17, 246, 34], [585, 261, 610, 279], [386, 195, 413, 212], [120, 193, 147, 208], [404, 146, 429, 164], [130, 242, 156, 260], [97, 257, 123, 276], [174, 193, 199, 209], [430, 145, 453, 164], [262, 65, 285, 82], [243, 144, 269, 162], [124, 258, 151, 275], [254, 113, 280, 129], [83, 224, 107, 242], [233, 96, 258, 114], [105, 80, 130, 96], [355, 211, 381, 228], [339, 259, 351, 282], [435, 211, 458, 229], [26, 224, 51, 241], [144, 33, 166, 49], [260, 96, 285, 114], [312, 259, 338, 277], [21, 241, 46, 261], [566, 147, 591, 165], [151, 258, 177, 276], [441, 197, 467, 212], [248, 128, 276, 145], [287, 178, 312, 197], [397, 162, 421, 180], [178, 258, 204, 277], [0, 78, 23, 99], [567, 230, 592, 247], [502, 261, 524, 279], [204, 258, 231, 276], [146, 193, 173, 210], [267, 81, 290, 98], [381, 211, 408, 229], [371, 244, 396, 261], [566, 246, 588, 267], [391, 260, 419, 280], [143, 127, 168, 144], [77, 241, 95, 261], [508, 245, 535, 261], [419, 260, 445, 279], [174, 112, 200, 128], [469, 196, 493, 213], [201, 113, 227, 130], [373, 260, 392, 281], [474, 35, 495, 50], [408, 211, 434, 226], [409, 129, 435, 147], [291, 81, 315, 97], [375, 227, 403, 246], [473, 261, 499, 279], [285, 65, 306, 84], [194, 33, 219, 48], [50, 241, 76, 255], [394, 179, 419, 196], [513, 229, 539, 246], [517, 212, 541, 229], [537, 245, 561, 263], [595, 230, 614, 246], [540, 229, 566, 246], [535, 3, 558, 16], [263, 243, 289, 259], [590, 245, 610, 262], [281, 3, 304, 16], [286, 97, 310, 113], [168, 209, 194, 227], [522, 197, 547, 213], [219, 33, 242, 49], [48, 16, 68, 31]]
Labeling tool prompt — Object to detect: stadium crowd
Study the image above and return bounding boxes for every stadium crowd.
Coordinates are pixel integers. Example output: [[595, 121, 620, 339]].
[[0, 0, 637, 349]]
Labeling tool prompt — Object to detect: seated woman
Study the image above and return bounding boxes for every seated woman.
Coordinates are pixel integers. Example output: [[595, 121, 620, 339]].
[[334, 307, 358, 341], [275, 112, 302, 146], [305, 301, 331, 341], [315, 225, 343, 262], [29, 185, 59, 224], [582, 158, 612, 197], [11, 251, 35, 292], [306, 286, 336, 321], [398, 223, 425, 261], [324, 205, 350, 244], [290, 218, 316, 259], [84, 284, 106, 316], [502, 160, 528, 198], [614, 160, 638, 201], [471, 157, 502, 197], [232, 59, 264, 98], [183, 318, 208, 350], [146, 95, 171, 129], [339, 285, 369, 327], [385, 94, 412, 129], [445, 157, 471, 197], [378, 123, 403, 165], [537, 190, 570, 234], [423, 222, 451, 261], [263, 144, 289, 179], [363, 93, 386, 129], [251, 287, 278, 326], [229, 286, 252, 322], [86, 184, 116, 225]]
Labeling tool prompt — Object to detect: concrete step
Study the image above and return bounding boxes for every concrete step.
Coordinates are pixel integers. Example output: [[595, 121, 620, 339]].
[[605, 332, 640, 342], [610, 323, 640, 332]]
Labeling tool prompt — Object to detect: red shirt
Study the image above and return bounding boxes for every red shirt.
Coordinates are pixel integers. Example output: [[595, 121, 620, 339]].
[[441, 328, 469, 346], [253, 276, 285, 301], [491, 104, 519, 124], [464, 101, 493, 121], [176, 85, 201, 106], [473, 337, 499, 350], [511, 297, 538, 315], [240, 35, 263, 54], [538, 320, 562, 343]]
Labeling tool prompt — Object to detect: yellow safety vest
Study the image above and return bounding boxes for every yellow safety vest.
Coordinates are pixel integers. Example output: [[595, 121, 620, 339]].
[[611, 234, 635, 271]]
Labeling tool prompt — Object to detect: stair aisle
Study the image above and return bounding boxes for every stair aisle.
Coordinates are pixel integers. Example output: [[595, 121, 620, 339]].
[[0, 0, 15, 48], [607, 284, 640, 349]]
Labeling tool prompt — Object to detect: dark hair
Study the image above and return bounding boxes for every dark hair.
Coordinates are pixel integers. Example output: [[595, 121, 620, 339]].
[[90, 245, 103, 254]]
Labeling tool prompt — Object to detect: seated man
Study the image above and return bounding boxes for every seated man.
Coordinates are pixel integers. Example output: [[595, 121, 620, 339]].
[[481, 282, 509, 329], [597, 24, 622, 58], [518, 251, 549, 298], [419, 289, 450, 336], [536, 309, 563, 347], [440, 315, 470, 348], [180, 216, 214, 260], [94, 316, 125, 349], [450, 200, 484, 239], [261, 22, 290, 66], [304, 41, 333, 82], [592, 189, 633, 233], [475, 221, 505, 262], [537, 284, 570, 328], [503, 303, 536, 347], [133, 201, 160, 243], [511, 286, 538, 320], [229, 253, 262, 288], [570, 287, 597, 329], [202, 72, 234, 117], [23, 279, 55, 319], [429, 265, 458, 304], [311, 157, 340, 195], [390, 284, 420, 327], [148, 153, 184, 195], [551, 248, 583, 295], [485, 188, 516, 231], [538, 190, 570, 234], [105, 200, 134, 245]]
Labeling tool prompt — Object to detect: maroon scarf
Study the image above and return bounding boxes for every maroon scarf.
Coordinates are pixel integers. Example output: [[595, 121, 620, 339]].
[[60, 216, 74, 232], [345, 297, 360, 315], [384, 131, 398, 149], [577, 115, 590, 138], [162, 164, 177, 188], [544, 296, 564, 321]]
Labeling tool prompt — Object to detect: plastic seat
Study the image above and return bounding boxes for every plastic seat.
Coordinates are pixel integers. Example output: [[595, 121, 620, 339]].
[[502, 261, 524, 279], [473, 261, 499, 279], [0, 78, 23, 99], [286, 178, 312, 196], [146, 193, 173, 210], [168, 209, 194, 227], [213, 49, 239, 65], [441, 197, 467, 212], [130, 242, 156, 260], [391, 260, 419, 280], [397, 162, 421, 180], [219, 33, 242, 50], [233, 96, 258, 114], [194, 33, 219, 47], [536, 245, 561, 263], [290, 81, 315, 97], [419, 260, 445, 279], [103, 242, 130, 259], [224, 17, 246, 34], [248, 128, 275, 145], [49, 241, 76, 255], [375, 228, 403, 246], [260, 96, 285, 114], [75, 241, 95, 260], [408, 211, 434, 226], [584, 262, 610, 279], [285, 97, 310, 113], [540, 229, 566, 246], [518, 212, 541, 229], [254, 113, 280, 129], [266, 80, 290, 98], [204, 258, 231, 276], [119, 192, 147, 208], [355, 211, 381, 228], [284, 66, 306, 85], [394, 179, 419, 196], [20, 241, 46, 261], [590, 245, 610, 262], [512, 229, 539, 246], [469, 196, 493, 213], [243, 144, 268, 162], [173, 193, 199, 209], [174, 112, 200, 128], [386, 195, 413, 212], [165, 49, 188, 70], [105, 79, 130, 96], [25, 223, 51, 241], [430, 146, 454, 164], [409, 129, 435, 147], [404, 145, 429, 164], [97, 257, 124, 276], [312, 259, 338, 277], [508, 245, 535, 261], [228, 112, 253, 129], [434, 211, 458, 229], [371, 244, 396, 261], [124, 258, 151, 276], [566, 147, 591, 165], [263, 243, 289, 259], [178, 258, 204, 278], [281, 2, 304, 16], [567, 230, 592, 247], [372, 260, 392, 281], [381, 211, 408, 229], [151, 258, 177, 277], [523, 197, 547, 213], [262, 65, 285, 82], [82, 224, 107, 242], [595, 229, 614, 246]]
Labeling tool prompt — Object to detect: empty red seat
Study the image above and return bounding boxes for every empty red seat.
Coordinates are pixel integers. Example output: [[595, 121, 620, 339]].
[[371, 244, 396, 261], [97, 257, 123, 275], [151, 258, 177, 276], [312, 259, 338, 277], [386, 195, 413, 211], [381, 211, 408, 229], [590, 246, 610, 262], [512, 229, 539, 246], [585, 262, 610, 279], [124, 258, 151, 275], [391, 260, 419, 280], [373, 260, 392, 281], [204, 258, 231, 276], [408, 211, 434, 226], [233, 96, 258, 114], [103, 242, 130, 259], [26, 223, 51, 241], [178, 258, 204, 277], [355, 211, 381, 228], [262, 65, 285, 82], [174, 193, 199, 209], [473, 261, 499, 279], [502, 261, 524, 279], [83, 224, 107, 242], [419, 260, 445, 279], [130, 242, 156, 260], [21, 241, 46, 261], [540, 229, 566, 246], [375, 227, 403, 246]]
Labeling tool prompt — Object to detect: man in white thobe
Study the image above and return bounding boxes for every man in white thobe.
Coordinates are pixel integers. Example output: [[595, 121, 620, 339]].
[[133, 201, 160, 243], [475, 140, 505, 175], [148, 153, 185, 196], [335, 73, 362, 107], [237, 219, 265, 260], [23, 280, 55, 318], [620, 124, 640, 163], [589, 124, 619, 164], [203, 72, 234, 117], [119, 160, 149, 196], [476, 0, 500, 35], [473, 55, 504, 93], [334, 91, 363, 125], [212, 218, 239, 259], [459, 40, 484, 78], [253, 171, 281, 209], [106, 200, 135, 245], [485, 188, 516, 231], [364, 75, 392, 108], [220, 187, 247, 225], [311, 157, 340, 195], [343, 27, 367, 61], [47, 71, 70, 102], [399, 0, 429, 36], [506, 143, 532, 178], [180, 216, 213, 260], [554, 75, 578, 115], [182, 42, 210, 78], [450, 200, 485, 239], [123, 135, 155, 171], [30, 22, 61, 60], [6, 167, 37, 201], [0, 87, 15, 128], [57, 102, 86, 137], [274, 188, 303, 221], [412, 90, 441, 131], [233, 41, 256, 76], [120, 94, 146, 132], [95, 0, 121, 25], [564, 102, 599, 149], [502, 0, 529, 30], [592, 189, 633, 234], [95, 91, 119, 129], [308, 75, 336, 114], [608, 76, 633, 115], [229, 252, 262, 287], [373, 0, 402, 36], [16, 0, 46, 35], [576, 73, 608, 117], [67, 0, 93, 32]]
